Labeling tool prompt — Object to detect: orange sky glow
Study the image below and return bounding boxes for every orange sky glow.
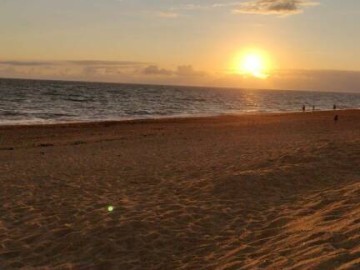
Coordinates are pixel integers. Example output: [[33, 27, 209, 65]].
[[0, 0, 360, 92]]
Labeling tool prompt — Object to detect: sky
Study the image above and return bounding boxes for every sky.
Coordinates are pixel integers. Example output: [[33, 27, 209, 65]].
[[0, 0, 360, 92]]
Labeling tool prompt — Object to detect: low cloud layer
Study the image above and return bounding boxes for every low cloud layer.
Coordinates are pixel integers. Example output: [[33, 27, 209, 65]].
[[1, 59, 360, 92], [0, 60, 147, 82], [233, 0, 319, 16], [0, 61, 56, 67], [214, 69, 360, 92], [142, 65, 206, 77], [0, 60, 146, 68], [0, 60, 207, 85], [142, 65, 173, 76], [66, 60, 147, 67]]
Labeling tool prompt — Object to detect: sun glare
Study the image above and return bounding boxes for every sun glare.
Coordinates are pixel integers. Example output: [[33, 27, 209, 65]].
[[236, 50, 270, 79]]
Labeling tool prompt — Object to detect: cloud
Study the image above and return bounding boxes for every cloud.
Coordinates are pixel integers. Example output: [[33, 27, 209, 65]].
[[0, 60, 208, 86], [175, 65, 206, 77], [155, 11, 179, 18], [213, 68, 360, 92], [0, 60, 147, 68], [0, 60, 57, 66], [141, 65, 206, 77], [0, 60, 149, 82], [142, 65, 173, 75], [66, 60, 147, 67], [272, 69, 360, 92], [232, 0, 318, 16], [160, 1, 318, 18]]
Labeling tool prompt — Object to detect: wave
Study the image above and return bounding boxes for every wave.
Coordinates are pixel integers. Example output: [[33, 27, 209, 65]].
[[0, 110, 28, 116], [0, 78, 359, 125]]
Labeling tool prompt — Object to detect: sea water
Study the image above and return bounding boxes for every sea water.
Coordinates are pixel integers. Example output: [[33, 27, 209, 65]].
[[0, 78, 359, 125]]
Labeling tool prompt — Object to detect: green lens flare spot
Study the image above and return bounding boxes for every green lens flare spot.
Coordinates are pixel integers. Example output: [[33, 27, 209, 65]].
[[107, 206, 114, 212]]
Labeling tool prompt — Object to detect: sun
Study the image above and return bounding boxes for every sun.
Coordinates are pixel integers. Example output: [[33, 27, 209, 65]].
[[236, 51, 270, 79]]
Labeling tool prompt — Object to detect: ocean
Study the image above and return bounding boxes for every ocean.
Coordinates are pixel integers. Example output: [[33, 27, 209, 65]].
[[0, 78, 359, 125]]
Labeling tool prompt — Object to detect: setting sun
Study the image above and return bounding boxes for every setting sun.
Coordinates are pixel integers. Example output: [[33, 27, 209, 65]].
[[236, 51, 270, 79]]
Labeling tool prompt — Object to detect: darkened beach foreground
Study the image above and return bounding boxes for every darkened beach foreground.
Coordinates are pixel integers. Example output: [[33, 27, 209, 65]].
[[1, 110, 359, 269]]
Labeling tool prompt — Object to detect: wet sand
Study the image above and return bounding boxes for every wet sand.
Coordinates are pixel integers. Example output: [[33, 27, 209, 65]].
[[0, 110, 359, 269]]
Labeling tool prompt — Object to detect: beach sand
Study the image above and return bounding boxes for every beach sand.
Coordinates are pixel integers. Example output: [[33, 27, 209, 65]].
[[0, 110, 359, 269]]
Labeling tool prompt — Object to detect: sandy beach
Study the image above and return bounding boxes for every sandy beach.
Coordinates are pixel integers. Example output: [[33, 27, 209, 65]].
[[0, 110, 359, 269]]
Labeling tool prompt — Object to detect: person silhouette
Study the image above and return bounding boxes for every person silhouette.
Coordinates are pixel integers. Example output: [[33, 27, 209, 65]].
[[302, 105, 305, 112], [333, 104, 337, 110]]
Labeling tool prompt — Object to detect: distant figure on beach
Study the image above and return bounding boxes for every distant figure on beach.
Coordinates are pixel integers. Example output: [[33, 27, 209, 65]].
[[334, 115, 338, 123], [333, 104, 337, 110], [312, 105, 315, 111], [302, 105, 305, 112]]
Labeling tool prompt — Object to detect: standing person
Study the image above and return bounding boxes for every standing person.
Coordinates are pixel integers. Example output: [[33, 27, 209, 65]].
[[333, 104, 337, 110], [312, 105, 315, 111], [302, 105, 305, 112]]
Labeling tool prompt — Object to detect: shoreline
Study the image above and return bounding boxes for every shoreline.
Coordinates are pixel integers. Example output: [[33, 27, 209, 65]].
[[0, 108, 356, 129]]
